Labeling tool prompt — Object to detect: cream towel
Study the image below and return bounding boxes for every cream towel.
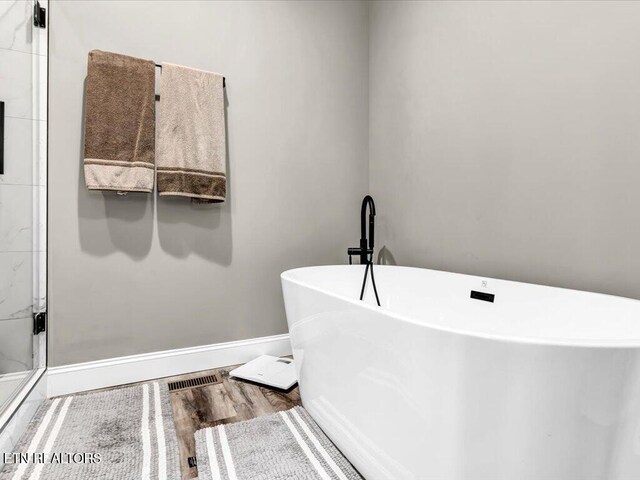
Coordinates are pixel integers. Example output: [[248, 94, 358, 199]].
[[83, 50, 155, 192], [157, 63, 226, 203]]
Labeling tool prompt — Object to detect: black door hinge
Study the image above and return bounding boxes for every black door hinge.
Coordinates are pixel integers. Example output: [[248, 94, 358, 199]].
[[34, 1, 46, 29], [33, 312, 46, 334]]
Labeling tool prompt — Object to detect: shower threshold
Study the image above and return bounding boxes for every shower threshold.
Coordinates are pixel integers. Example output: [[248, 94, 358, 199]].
[[0, 368, 47, 467]]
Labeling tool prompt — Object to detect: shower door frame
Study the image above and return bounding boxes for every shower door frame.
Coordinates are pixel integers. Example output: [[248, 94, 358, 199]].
[[0, 0, 49, 455]]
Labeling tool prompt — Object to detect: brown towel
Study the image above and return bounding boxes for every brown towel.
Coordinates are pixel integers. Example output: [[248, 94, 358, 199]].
[[157, 63, 226, 203], [83, 50, 156, 193]]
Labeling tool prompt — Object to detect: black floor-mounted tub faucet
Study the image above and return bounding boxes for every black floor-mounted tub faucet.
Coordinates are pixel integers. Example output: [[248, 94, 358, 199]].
[[348, 195, 376, 265], [348, 195, 381, 306]]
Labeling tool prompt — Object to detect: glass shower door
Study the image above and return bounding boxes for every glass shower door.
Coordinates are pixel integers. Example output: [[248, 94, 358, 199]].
[[0, 0, 48, 415]]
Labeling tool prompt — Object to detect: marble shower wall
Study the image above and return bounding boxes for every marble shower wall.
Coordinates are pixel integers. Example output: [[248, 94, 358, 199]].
[[0, 0, 47, 374]]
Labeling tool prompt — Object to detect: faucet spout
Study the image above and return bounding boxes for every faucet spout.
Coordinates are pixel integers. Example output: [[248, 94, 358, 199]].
[[359, 195, 376, 264]]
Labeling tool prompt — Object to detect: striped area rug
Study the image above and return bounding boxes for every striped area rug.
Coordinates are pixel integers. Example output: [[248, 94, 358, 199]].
[[0, 382, 180, 480], [194, 406, 362, 480]]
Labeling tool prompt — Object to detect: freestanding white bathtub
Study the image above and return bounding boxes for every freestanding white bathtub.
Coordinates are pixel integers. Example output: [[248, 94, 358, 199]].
[[281, 265, 640, 480]]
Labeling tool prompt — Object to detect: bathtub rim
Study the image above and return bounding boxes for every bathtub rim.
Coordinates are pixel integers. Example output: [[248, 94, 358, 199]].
[[281, 264, 640, 349]]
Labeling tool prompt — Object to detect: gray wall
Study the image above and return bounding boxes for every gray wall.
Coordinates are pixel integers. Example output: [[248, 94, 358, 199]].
[[51, 1, 640, 366], [49, 1, 369, 366], [370, 1, 640, 299]]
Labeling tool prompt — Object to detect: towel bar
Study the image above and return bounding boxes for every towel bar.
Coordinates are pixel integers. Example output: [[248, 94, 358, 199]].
[[154, 63, 226, 88]]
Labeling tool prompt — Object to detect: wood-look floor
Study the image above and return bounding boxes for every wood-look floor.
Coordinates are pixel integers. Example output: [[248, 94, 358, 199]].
[[164, 364, 301, 480]]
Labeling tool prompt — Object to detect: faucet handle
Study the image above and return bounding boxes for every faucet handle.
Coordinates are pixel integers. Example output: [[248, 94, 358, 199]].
[[347, 247, 361, 265], [347, 247, 373, 265]]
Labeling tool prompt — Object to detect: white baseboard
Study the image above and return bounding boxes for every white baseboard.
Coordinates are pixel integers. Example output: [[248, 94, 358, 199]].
[[47, 333, 292, 398], [0, 371, 30, 384]]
